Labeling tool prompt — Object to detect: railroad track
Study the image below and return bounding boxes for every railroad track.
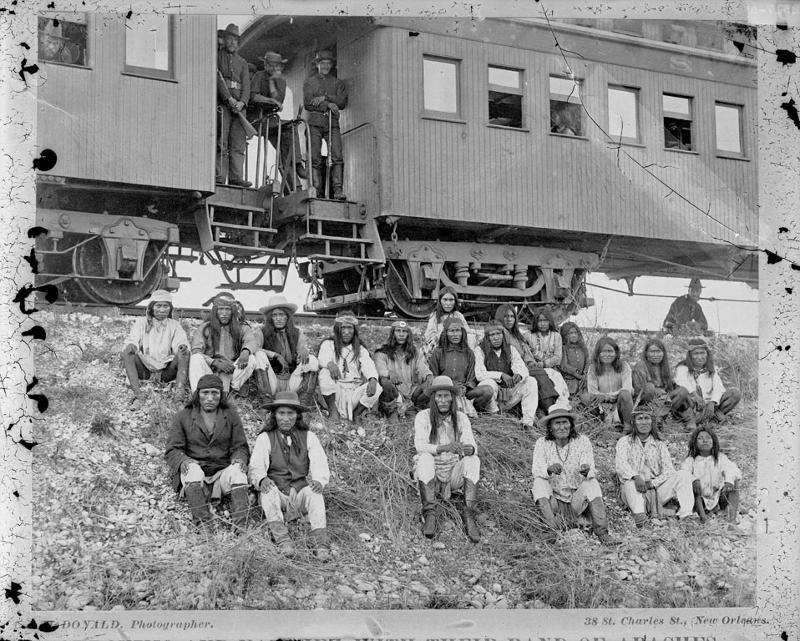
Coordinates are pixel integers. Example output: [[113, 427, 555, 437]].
[[40, 301, 758, 339]]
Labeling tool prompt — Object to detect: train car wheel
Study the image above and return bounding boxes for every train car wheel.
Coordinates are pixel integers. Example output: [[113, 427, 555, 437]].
[[385, 260, 436, 319], [74, 237, 164, 306]]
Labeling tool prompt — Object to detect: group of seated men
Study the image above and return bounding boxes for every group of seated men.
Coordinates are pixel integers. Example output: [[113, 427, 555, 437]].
[[120, 288, 743, 555]]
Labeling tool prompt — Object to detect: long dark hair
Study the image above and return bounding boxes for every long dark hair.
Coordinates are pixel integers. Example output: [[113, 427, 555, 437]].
[[203, 305, 244, 355], [680, 345, 716, 375], [592, 336, 624, 375], [261, 311, 300, 366], [533, 309, 557, 335], [434, 286, 460, 323], [687, 426, 720, 462], [330, 323, 363, 363], [438, 324, 468, 351], [377, 326, 418, 365], [428, 390, 461, 445], [186, 388, 232, 410], [479, 324, 511, 365], [544, 417, 578, 441], [628, 412, 663, 441], [640, 338, 674, 388], [260, 409, 310, 434], [559, 321, 588, 359], [145, 300, 173, 333], [495, 304, 525, 343]]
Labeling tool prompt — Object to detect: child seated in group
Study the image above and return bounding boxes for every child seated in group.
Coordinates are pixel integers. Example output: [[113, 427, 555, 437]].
[[680, 427, 742, 523]]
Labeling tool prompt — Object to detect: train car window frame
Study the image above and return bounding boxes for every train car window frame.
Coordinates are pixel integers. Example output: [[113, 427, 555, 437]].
[[122, 14, 176, 82], [607, 85, 641, 145], [487, 65, 525, 130], [662, 93, 695, 152], [37, 13, 91, 69], [714, 102, 746, 159], [422, 55, 463, 122], [549, 75, 584, 138]]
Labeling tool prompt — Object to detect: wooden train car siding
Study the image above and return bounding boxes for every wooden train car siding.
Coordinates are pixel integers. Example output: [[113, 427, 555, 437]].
[[37, 14, 215, 193], [363, 21, 756, 247]]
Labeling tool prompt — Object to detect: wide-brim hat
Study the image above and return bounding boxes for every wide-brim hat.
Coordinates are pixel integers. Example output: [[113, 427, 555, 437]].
[[688, 277, 703, 290], [315, 50, 336, 62], [265, 391, 307, 412], [263, 51, 288, 64], [221, 23, 240, 38], [259, 294, 297, 316], [429, 375, 458, 394], [149, 289, 173, 304], [539, 408, 578, 429]]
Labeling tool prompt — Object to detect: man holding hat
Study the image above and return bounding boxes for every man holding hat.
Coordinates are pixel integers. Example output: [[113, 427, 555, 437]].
[[374, 320, 433, 423], [414, 375, 481, 542], [121, 289, 190, 404], [189, 292, 271, 401], [303, 49, 349, 200], [317, 310, 380, 422], [216, 23, 251, 187], [662, 278, 709, 335], [531, 408, 613, 544], [255, 294, 318, 406], [249, 51, 308, 189], [474, 320, 539, 429], [674, 337, 741, 425], [164, 374, 251, 529], [249, 391, 331, 559]]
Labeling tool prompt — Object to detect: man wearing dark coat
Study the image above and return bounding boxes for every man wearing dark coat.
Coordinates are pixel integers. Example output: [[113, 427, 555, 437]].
[[662, 278, 709, 334], [302, 50, 348, 200], [164, 374, 251, 529], [216, 23, 251, 187]]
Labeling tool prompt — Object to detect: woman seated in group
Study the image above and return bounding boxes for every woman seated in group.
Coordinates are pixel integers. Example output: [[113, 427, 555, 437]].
[[474, 320, 539, 429], [632, 338, 692, 424], [317, 310, 381, 423], [558, 322, 589, 398], [531, 408, 613, 544], [582, 336, 634, 431], [413, 376, 481, 543], [674, 338, 741, 427], [527, 309, 571, 409], [614, 409, 694, 527], [428, 317, 493, 417], [423, 286, 474, 355], [374, 320, 433, 423], [494, 304, 565, 413], [681, 427, 741, 523]]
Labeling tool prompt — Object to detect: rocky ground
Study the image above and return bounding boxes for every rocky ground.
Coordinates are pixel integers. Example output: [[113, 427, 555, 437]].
[[32, 311, 757, 610]]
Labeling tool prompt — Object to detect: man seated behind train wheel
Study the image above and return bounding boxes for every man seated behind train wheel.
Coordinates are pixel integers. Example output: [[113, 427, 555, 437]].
[[427, 316, 493, 418], [121, 289, 190, 406], [317, 310, 380, 423], [189, 292, 271, 403], [662, 278, 709, 336], [474, 320, 539, 429], [164, 374, 251, 530], [255, 294, 318, 407], [216, 23, 251, 188], [373, 320, 433, 423], [303, 50, 348, 200]]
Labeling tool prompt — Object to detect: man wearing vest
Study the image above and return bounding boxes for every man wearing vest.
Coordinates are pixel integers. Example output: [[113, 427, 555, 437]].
[[249, 392, 331, 559], [216, 23, 251, 187]]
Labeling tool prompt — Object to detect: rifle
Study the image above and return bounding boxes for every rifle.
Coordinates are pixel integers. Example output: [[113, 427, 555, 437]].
[[217, 69, 257, 140]]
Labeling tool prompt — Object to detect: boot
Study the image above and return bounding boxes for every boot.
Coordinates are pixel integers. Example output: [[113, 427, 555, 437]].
[[588, 497, 616, 545], [310, 527, 331, 561], [352, 402, 368, 424], [184, 481, 213, 528], [254, 369, 273, 407], [331, 164, 346, 200], [692, 480, 707, 523], [295, 161, 308, 180], [173, 351, 189, 403], [229, 484, 251, 530], [312, 168, 324, 198], [463, 480, 481, 543], [418, 481, 437, 539], [323, 394, 340, 422], [298, 371, 318, 408], [267, 520, 296, 556]]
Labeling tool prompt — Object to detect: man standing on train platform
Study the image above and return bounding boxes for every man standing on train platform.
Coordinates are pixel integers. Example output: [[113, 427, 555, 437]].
[[121, 289, 190, 406], [662, 278, 709, 335], [249, 51, 308, 190], [303, 50, 348, 200], [189, 292, 272, 403], [216, 23, 251, 188]]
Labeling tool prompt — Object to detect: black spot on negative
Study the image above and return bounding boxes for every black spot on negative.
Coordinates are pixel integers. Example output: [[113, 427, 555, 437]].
[[18, 59, 39, 83], [781, 98, 800, 130], [20, 41, 29, 49], [33, 148, 57, 172], [764, 249, 783, 265], [22, 325, 47, 341], [5, 581, 22, 604], [776, 49, 796, 65], [22, 248, 38, 274], [27, 226, 49, 238]]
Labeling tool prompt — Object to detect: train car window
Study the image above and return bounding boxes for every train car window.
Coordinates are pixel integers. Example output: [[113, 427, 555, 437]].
[[488, 66, 523, 128], [662, 93, 693, 151], [124, 15, 174, 80], [608, 86, 640, 144], [715, 103, 744, 156], [38, 14, 88, 67], [423, 56, 460, 117], [549, 76, 583, 137]]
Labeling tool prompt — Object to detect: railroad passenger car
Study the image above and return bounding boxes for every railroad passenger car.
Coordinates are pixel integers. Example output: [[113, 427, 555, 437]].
[[36, 15, 758, 319]]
